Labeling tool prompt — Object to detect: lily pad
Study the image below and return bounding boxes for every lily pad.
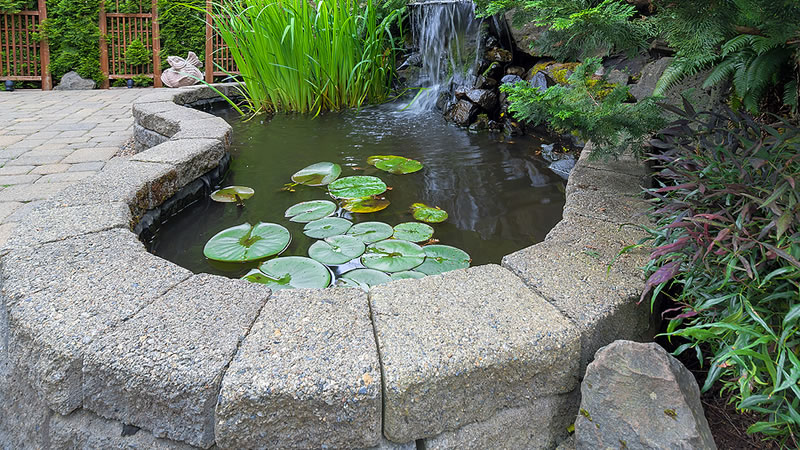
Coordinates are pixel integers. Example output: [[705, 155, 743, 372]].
[[285, 200, 337, 223], [303, 217, 352, 239], [390, 270, 427, 281], [340, 197, 390, 213], [339, 268, 392, 288], [415, 245, 471, 275], [410, 203, 448, 223], [368, 155, 423, 174], [250, 256, 332, 290], [291, 162, 342, 186], [210, 186, 255, 203], [392, 222, 434, 242], [362, 239, 425, 272], [346, 221, 394, 244], [308, 235, 366, 265], [203, 222, 290, 262], [328, 176, 387, 199]]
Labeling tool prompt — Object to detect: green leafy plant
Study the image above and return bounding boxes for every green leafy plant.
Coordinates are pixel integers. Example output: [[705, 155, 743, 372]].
[[43, 0, 104, 84], [208, 0, 404, 113], [642, 103, 800, 443], [125, 39, 151, 67], [0, 0, 35, 13], [158, 0, 205, 69], [502, 57, 666, 156]]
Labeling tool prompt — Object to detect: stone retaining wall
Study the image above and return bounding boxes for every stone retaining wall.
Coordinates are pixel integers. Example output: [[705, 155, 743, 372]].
[[0, 84, 655, 449]]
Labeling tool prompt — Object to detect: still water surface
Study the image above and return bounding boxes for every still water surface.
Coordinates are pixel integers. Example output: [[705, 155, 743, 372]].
[[149, 104, 566, 277]]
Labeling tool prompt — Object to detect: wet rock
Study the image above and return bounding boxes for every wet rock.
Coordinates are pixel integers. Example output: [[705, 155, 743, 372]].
[[454, 85, 469, 100], [529, 71, 549, 93], [506, 66, 525, 76], [466, 89, 498, 111], [55, 71, 96, 90], [399, 52, 422, 69], [504, 10, 547, 57], [482, 61, 503, 80], [629, 57, 672, 101], [548, 158, 576, 180], [435, 91, 451, 111], [485, 48, 512, 63], [446, 100, 479, 127], [469, 114, 490, 132], [501, 74, 523, 85], [575, 340, 716, 450], [476, 76, 498, 89], [504, 118, 524, 136], [528, 62, 580, 86]]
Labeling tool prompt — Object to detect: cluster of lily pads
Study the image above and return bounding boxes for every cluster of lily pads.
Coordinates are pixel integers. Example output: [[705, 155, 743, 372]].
[[203, 157, 469, 291]]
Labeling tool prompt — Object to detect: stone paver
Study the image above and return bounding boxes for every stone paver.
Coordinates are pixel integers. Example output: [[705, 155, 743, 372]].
[[0, 88, 171, 238]]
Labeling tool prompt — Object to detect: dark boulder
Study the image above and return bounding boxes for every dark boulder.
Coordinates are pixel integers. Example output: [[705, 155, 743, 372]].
[[466, 89, 499, 111], [500, 74, 523, 85], [446, 100, 479, 127], [485, 48, 513, 63]]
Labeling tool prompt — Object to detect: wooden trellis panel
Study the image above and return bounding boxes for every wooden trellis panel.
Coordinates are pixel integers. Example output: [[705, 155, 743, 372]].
[[0, 1, 52, 90], [99, 0, 161, 88], [204, 0, 238, 83]]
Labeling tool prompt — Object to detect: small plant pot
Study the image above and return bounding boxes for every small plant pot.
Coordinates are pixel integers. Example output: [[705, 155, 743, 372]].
[[127, 79, 134, 89], [4, 80, 14, 92]]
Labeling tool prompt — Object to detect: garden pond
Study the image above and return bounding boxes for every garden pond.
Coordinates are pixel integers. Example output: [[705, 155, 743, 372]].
[[148, 103, 566, 288]]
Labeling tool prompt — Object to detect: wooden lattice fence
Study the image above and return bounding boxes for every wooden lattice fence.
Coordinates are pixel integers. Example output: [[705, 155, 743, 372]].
[[0, 1, 52, 90], [204, 0, 237, 82], [99, 0, 162, 88]]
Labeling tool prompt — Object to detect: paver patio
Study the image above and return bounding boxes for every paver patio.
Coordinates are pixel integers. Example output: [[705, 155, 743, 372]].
[[0, 88, 170, 243]]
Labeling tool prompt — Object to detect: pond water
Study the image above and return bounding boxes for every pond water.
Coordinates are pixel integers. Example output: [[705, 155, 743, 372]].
[[148, 103, 566, 278]]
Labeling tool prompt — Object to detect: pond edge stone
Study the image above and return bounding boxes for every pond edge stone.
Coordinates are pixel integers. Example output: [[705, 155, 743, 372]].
[[0, 85, 654, 449]]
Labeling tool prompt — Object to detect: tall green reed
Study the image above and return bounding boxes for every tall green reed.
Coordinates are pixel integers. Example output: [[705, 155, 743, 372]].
[[211, 0, 403, 114]]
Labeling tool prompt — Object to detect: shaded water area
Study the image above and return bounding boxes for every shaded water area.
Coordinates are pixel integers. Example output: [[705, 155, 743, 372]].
[[149, 104, 566, 277]]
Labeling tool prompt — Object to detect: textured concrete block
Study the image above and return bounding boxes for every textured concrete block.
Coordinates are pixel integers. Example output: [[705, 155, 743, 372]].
[[502, 237, 655, 370], [5, 202, 131, 250], [0, 359, 52, 449], [565, 164, 650, 198], [49, 409, 198, 450], [134, 123, 170, 150], [577, 143, 650, 177], [216, 288, 381, 449], [133, 101, 212, 137], [171, 117, 232, 148], [83, 274, 270, 448], [132, 139, 225, 187], [370, 264, 580, 442], [2, 229, 191, 414], [49, 159, 178, 217], [424, 391, 579, 450], [563, 190, 651, 227]]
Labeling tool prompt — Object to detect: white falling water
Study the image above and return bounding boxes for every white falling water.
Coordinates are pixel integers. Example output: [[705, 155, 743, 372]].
[[405, 1, 483, 112]]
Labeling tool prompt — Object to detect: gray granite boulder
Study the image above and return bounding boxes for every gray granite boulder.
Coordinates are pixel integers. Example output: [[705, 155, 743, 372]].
[[55, 71, 96, 90], [370, 264, 580, 443], [215, 288, 382, 449], [576, 340, 716, 449]]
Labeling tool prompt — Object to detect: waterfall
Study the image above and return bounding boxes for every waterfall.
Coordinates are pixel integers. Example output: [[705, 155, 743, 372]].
[[406, 1, 483, 112]]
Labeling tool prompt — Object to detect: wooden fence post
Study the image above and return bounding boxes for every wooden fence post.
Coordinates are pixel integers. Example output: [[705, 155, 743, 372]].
[[38, 0, 52, 90], [204, 0, 213, 83], [98, 0, 109, 88], [151, 0, 162, 87]]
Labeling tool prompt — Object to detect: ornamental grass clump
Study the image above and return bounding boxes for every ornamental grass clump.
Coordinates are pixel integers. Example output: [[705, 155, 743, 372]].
[[211, 0, 403, 114], [642, 101, 800, 443]]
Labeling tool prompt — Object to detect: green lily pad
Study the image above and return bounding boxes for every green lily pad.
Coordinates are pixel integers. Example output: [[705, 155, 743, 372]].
[[308, 235, 366, 265], [285, 200, 337, 223], [415, 245, 471, 275], [410, 203, 448, 223], [339, 268, 392, 288], [390, 270, 427, 281], [203, 222, 290, 262], [367, 155, 423, 174], [210, 186, 255, 203], [303, 217, 352, 239], [291, 162, 342, 186], [328, 176, 387, 199], [392, 222, 434, 242], [340, 197, 390, 213], [362, 239, 425, 272], [250, 256, 332, 290], [346, 221, 394, 243]]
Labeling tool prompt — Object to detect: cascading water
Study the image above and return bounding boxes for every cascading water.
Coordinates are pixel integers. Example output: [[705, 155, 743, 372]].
[[405, 1, 483, 112]]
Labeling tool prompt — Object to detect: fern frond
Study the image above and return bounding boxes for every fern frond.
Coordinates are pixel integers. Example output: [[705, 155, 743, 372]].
[[783, 79, 798, 111], [702, 57, 737, 88], [654, 56, 716, 95], [752, 35, 784, 54], [721, 34, 753, 57]]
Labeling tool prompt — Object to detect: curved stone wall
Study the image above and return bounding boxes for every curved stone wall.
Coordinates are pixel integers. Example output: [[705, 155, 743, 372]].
[[0, 84, 655, 449]]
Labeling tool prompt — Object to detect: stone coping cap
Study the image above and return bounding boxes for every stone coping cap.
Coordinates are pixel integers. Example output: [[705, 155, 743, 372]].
[[0, 84, 652, 448]]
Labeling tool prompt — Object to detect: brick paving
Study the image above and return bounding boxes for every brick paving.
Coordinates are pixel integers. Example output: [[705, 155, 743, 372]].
[[0, 87, 171, 243]]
